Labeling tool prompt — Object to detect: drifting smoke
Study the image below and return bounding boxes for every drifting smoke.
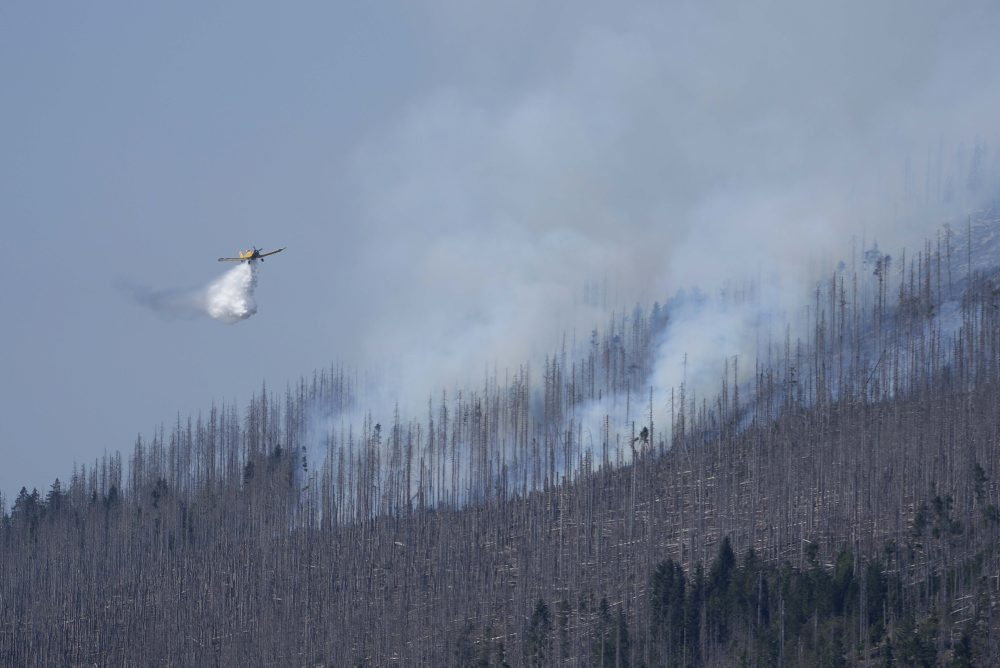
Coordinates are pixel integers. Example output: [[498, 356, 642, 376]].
[[325, 0, 1000, 431], [125, 263, 258, 324]]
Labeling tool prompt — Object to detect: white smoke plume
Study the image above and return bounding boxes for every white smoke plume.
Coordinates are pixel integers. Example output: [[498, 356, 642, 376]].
[[125, 263, 258, 324]]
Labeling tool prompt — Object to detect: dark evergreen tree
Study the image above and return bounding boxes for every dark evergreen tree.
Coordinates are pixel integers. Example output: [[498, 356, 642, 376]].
[[525, 599, 552, 666]]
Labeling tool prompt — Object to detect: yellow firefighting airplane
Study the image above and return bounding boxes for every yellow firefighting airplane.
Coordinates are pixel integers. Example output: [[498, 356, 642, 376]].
[[217, 246, 286, 263]]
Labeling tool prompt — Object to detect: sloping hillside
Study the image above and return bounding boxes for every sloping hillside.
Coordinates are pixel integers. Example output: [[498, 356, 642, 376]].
[[4, 216, 1000, 665]]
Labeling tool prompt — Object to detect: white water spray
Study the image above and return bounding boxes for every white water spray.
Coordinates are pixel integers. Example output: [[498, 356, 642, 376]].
[[125, 262, 259, 324], [205, 263, 257, 323]]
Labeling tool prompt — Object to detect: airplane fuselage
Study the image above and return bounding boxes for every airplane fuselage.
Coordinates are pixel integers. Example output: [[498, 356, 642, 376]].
[[218, 246, 285, 263]]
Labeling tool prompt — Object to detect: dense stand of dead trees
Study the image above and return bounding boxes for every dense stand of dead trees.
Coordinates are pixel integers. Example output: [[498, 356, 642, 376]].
[[4, 214, 1000, 664]]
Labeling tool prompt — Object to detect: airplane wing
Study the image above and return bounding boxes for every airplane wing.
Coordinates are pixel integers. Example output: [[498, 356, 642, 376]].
[[217, 257, 245, 262], [259, 247, 286, 258]]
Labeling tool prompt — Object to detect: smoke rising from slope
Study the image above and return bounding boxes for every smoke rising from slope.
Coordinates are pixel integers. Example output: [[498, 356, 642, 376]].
[[323, 1, 1000, 423], [127, 263, 258, 324]]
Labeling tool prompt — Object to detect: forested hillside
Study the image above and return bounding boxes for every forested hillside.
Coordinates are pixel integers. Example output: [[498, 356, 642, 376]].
[[4, 213, 1000, 665]]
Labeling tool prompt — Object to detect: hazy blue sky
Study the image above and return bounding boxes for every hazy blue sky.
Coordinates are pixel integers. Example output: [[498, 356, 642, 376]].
[[2, 1, 1000, 499]]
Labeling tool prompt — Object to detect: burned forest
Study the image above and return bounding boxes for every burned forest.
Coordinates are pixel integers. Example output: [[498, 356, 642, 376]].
[[5, 212, 1000, 666]]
